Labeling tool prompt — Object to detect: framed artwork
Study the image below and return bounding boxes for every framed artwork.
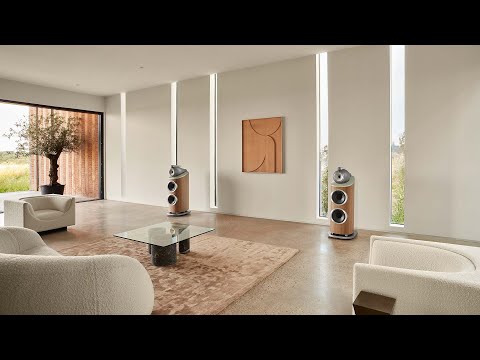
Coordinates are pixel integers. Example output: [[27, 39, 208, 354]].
[[242, 117, 283, 173]]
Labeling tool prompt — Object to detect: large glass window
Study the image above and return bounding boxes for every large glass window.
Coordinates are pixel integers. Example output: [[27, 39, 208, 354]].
[[390, 45, 405, 225], [0, 101, 102, 212], [0, 102, 30, 196]]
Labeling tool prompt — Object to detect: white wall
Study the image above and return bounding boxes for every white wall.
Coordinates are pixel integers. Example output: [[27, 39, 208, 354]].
[[102, 45, 480, 242], [124, 85, 170, 206], [0, 77, 104, 112], [328, 46, 391, 231], [177, 76, 210, 211], [217, 56, 317, 223], [105, 94, 122, 200], [405, 45, 480, 241]]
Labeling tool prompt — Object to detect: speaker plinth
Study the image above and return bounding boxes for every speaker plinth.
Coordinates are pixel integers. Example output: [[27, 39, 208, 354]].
[[167, 165, 190, 216], [328, 231, 358, 240], [328, 170, 356, 240]]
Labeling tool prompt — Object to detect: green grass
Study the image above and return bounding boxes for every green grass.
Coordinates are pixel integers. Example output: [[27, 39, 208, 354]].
[[391, 152, 405, 225], [0, 151, 30, 193], [321, 167, 328, 217]]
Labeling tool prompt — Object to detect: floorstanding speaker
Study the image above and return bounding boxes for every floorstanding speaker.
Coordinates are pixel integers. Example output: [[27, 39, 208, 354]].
[[328, 167, 357, 240], [167, 165, 190, 216]]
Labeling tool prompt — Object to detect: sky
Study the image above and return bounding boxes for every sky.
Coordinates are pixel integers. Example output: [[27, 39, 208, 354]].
[[0, 103, 29, 151], [391, 45, 405, 145]]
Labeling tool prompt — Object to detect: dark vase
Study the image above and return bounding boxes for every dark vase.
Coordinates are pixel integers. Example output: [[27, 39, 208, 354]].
[[40, 184, 65, 195]]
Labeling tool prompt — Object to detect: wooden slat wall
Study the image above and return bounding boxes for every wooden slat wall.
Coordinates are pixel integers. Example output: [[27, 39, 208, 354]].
[[29, 108, 100, 198]]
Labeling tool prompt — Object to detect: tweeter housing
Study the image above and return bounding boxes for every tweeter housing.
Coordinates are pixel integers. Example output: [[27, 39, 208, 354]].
[[328, 167, 357, 240], [167, 165, 190, 217]]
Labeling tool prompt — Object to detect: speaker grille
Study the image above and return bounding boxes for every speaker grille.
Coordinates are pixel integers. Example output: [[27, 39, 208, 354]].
[[331, 190, 347, 205], [167, 181, 178, 192], [167, 194, 178, 205], [331, 209, 347, 224]]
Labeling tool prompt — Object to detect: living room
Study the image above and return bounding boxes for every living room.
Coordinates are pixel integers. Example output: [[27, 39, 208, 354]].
[[0, 44, 479, 316]]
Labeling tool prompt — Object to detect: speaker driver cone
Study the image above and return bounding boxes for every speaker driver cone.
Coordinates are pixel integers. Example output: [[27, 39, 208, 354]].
[[331, 209, 347, 224], [167, 181, 178, 192], [167, 194, 178, 205], [331, 190, 347, 205]]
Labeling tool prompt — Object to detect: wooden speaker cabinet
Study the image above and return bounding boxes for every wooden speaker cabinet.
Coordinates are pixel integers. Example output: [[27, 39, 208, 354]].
[[167, 165, 190, 216], [328, 167, 357, 240]]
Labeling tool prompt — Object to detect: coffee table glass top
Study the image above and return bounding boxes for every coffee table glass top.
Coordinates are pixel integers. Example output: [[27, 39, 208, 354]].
[[113, 222, 214, 247]]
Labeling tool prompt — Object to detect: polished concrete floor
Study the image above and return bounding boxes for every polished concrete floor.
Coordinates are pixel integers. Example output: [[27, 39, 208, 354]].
[[30, 200, 480, 315]]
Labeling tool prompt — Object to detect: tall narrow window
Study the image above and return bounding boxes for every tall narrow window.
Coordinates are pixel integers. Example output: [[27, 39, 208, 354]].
[[390, 45, 405, 226], [120, 92, 127, 198], [171, 82, 177, 166], [209, 73, 218, 208], [316, 53, 329, 218]]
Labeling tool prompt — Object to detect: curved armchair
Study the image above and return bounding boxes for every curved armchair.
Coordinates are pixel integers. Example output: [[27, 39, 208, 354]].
[[0, 227, 154, 315], [4, 195, 75, 232], [353, 236, 480, 314]]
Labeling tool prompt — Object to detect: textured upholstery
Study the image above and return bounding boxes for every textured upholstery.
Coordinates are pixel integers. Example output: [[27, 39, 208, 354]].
[[0, 227, 154, 315], [4, 195, 75, 232], [353, 236, 480, 314], [34, 209, 65, 220]]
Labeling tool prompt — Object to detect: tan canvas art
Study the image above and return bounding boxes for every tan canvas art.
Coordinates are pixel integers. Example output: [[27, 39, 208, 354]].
[[242, 117, 283, 173]]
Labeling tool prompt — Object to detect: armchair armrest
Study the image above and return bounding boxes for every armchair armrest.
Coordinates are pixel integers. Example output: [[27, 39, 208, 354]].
[[3, 200, 28, 227]]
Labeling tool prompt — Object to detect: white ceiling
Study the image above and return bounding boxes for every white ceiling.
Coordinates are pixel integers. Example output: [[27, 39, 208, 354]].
[[0, 45, 355, 96]]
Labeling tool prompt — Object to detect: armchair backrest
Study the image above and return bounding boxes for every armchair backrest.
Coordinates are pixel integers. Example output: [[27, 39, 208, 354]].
[[20, 196, 74, 213], [371, 238, 476, 273]]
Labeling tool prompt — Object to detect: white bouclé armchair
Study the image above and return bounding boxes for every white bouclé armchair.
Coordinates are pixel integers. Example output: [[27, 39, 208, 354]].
[[353, 236, 480, 315], [0, 227, 154, 315], [4, 195, 75, 232]]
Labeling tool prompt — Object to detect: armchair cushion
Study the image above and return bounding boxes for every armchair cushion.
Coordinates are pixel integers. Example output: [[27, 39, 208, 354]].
[[34, 209, 65, 221]]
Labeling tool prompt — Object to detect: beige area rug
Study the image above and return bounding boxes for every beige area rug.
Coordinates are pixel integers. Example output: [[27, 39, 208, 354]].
[[61, 235, 298, 315]]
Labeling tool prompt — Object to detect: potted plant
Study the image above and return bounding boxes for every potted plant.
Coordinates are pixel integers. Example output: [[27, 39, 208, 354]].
[[4, 112, 83, 195]]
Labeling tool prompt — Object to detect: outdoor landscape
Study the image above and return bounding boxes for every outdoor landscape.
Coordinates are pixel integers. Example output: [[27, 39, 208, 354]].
[[0, 102, 30, 193], [391, 133, 405, 224], [0, 151, 30, 193]]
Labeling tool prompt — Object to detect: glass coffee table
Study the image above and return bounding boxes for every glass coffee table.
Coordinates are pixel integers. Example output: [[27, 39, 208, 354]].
[[114, 222, 214, 266]]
